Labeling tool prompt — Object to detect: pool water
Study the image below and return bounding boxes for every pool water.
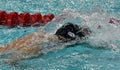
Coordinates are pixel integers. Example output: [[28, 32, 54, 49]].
[[0, 0, 120, 70]]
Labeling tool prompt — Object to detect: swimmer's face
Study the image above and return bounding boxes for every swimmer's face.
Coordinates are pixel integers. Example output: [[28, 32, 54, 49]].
[[55, 22, 91, 41]]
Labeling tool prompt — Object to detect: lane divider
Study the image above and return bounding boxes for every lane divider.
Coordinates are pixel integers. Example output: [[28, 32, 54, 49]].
[[0, 11, 55, 27]]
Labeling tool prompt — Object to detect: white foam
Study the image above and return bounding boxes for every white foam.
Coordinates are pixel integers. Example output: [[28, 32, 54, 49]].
[[43, 9, 120, 51]]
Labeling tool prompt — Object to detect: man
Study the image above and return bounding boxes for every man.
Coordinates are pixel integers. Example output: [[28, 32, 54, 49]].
[[0, 22, 91, 63]]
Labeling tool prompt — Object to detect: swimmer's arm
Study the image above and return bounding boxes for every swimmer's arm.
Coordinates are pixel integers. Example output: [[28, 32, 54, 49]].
[[2, 42, 43, 63], [2, 31, 45, 52], [3, 35, 58, 63], [2, 33, 34, 52]]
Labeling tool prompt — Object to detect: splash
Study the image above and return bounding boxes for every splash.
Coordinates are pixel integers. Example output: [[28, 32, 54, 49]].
[[82, 11, 120, 51], [42, 9, 120, 52]]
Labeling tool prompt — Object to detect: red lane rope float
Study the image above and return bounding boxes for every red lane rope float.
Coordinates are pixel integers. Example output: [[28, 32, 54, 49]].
[[6, 12, 19, 27], [42, 14, 54, 24], [109, 18, 120, 25], [0, 10, 55, 27], [0, 11, 7, 25], [31, 13, 42, 26], [19, 12, 32, 26]]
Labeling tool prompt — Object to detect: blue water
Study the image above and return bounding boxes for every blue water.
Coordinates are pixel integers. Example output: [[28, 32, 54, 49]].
[[0, 0, 120, 70]]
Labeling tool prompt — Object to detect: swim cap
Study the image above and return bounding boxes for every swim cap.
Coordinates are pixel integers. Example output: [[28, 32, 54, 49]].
[[55, 22, 91, 41], [55, 22, 80, 40]]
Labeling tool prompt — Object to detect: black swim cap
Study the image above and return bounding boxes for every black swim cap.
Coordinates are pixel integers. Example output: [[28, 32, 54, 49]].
[[55, 22, 80, 40], [55, 22, 91, 41]]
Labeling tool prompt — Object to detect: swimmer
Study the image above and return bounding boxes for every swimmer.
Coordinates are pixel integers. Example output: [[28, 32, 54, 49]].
[[0, 22, 91, 63]]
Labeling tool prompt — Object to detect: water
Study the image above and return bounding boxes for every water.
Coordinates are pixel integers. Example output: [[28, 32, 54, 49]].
[[0, 0, 120, 70]]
